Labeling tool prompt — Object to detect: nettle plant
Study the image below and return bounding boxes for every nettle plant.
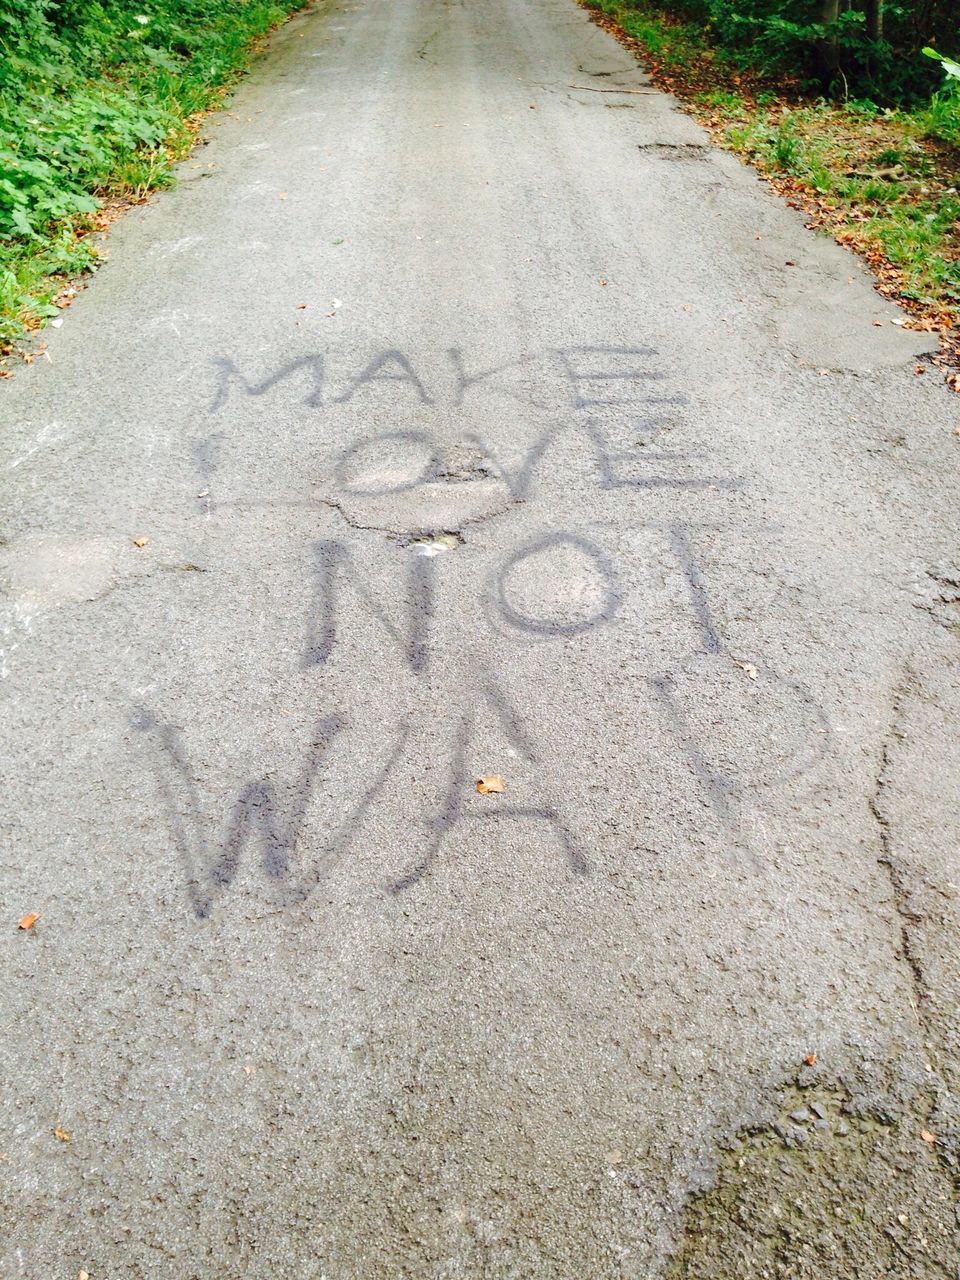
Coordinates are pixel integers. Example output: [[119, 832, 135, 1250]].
[[923, 47, 960, 83], [922, 47, 960, 143]]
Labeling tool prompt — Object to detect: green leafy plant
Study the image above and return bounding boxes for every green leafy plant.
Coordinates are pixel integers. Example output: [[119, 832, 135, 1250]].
[[0, 0, 305, 347], [922, 47, 960, 83]]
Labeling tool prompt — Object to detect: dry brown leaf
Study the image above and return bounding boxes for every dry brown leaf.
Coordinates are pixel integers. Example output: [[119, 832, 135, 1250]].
[[735, 660, 758, 680], [805, 1052, 817, 1066], [921, 1129, 936, 1145], [132, 537, 148, 548], [54, 1127, 70, 1143], [243, 1064, 254, 1076], [476, 775, 505, 794], [17, 912, 40, 930], [78, 1271, 90, 1280]]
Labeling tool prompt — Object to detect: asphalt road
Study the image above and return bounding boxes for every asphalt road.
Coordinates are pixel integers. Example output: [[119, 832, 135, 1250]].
[[2, 0, 959, 1275]]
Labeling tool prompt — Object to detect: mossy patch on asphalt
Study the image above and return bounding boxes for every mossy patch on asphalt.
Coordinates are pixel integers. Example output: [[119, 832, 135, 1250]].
[[668, 1083, 957, 1279]]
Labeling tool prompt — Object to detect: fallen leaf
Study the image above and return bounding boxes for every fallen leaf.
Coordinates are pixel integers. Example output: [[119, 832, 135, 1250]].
[[734, 660, 758, 680], [78, 1271, 89, 1280], [278, 191, 287, 199], [954, 426, 960, 440], [132, 537, 148, 548], [243, 1064, 254, 1076], [17, 912, 40, 930], [804, 1052, 817, 1066], [915, 365, 926, 375], [54, 1127, 70, 1143], [296, 303, 307, 310], [476, 775, 505, 794], [921, 1129, 936, 1145]]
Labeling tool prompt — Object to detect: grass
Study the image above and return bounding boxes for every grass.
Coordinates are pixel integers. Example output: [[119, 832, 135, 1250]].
[[582, 0, 960, 332], [0, 0, 309, 354]]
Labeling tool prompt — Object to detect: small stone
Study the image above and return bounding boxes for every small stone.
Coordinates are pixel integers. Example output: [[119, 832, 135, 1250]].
[[837, 1121, 850, 1136], [790, 1108, 810, 1124], [810, 1102, 827, 1120], [813, 1118, 829, 1130]]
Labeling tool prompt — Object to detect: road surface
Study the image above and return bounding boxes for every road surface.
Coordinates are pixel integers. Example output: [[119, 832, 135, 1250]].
[[2, 0, 959, 1274]]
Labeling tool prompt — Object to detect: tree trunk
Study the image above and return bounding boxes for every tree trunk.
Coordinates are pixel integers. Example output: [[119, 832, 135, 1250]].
[[818, 0, 840, 84], [866, 0, 883, 40]]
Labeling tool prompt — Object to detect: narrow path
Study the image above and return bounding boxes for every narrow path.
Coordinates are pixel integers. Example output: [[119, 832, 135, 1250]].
[[2, 0, 958, 1274]]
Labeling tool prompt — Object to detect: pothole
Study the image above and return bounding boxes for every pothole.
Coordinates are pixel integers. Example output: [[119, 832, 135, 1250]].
[[399, 531, 463, 556], [667, 1080, 955, 1279], [422, 445, 492, 484], [637, 142, 712, 160]]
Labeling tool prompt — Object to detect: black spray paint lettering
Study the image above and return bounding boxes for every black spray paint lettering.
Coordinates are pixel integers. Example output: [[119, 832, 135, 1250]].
[[668, 519, 720, 655], [306, 530, 619, 673], [557, 345, 665, 409], [334, 350, 434, 405], [192, 432, 225, 511], [208, 345, 681, 414], [584, 421, 742, 493], [305, 539, 434, 673], [495, 531, 620, 636], [446, 347, 557, 411], [134, 707, 410, 918], [209, 353, 325, 411], [471, 419, 740, 501], [648, 522, 830, 842], [389, 683, 589, 893]]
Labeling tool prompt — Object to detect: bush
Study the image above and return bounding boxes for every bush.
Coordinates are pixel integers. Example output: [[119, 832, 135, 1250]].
[[0, 0, 303, 341], [631, 1, 953, 101]]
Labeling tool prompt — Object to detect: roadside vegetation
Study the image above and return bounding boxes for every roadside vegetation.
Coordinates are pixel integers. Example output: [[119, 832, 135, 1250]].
[[0, 0, 305, 353], [582, 0, 960, 373]]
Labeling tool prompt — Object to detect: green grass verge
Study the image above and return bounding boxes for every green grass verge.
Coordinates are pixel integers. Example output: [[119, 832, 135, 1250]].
[[583, 0, 960, 322], [1, 0, 309, 349]]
